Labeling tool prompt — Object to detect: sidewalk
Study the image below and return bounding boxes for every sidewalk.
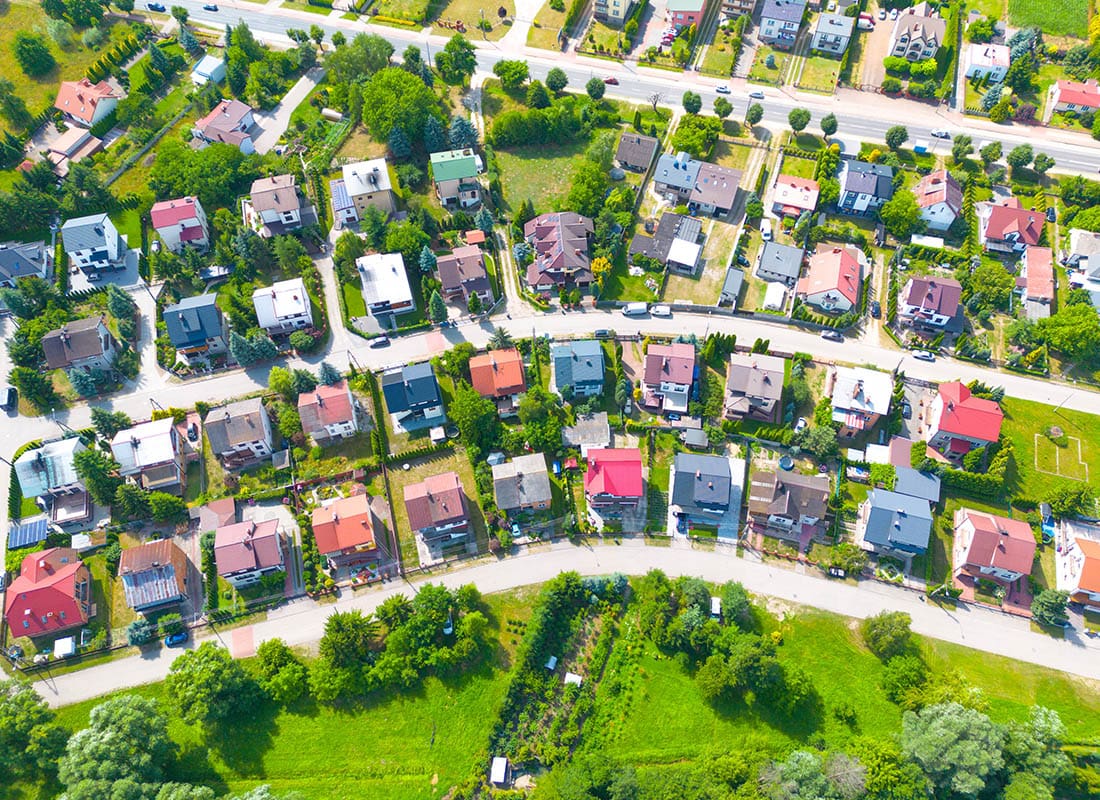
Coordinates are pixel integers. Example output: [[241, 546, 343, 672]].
[[251, 66, 327, 154]]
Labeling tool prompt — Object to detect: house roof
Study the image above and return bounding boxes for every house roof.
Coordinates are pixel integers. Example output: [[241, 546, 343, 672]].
[[430, 149, 480, 182], [1068, 229, 1100, 260], [671, 452, 732, 510], [1054, 78, 1100, 109], [48, 126, 97, 158], [1022, 246, 1055, 301], [215, 518, 282, 576], [437, 245, 490, 295], [330, 178, 352, 213], [357, 252, 413, 310], [798, 245, 862, 306], [966, 43, 1009, 69], [691, 162, 741, 209], [935, 382, 1003, 442], [163, 294, 223, 350], [192, 497, 236, 533], [629, 212, 702, 264], [893, 466, 941, 504], [493, 453, 552, 509], [205, 398, 269, 454], [726, 352, 785, 403], [469, 349, 526, 398], [381, 362, 441, 413], [15, 438, 86, 498], [721, 268, 744, 300], [552, 340, 605, 389], [761, 0, 807, 23], [54, 79, 118, 125], [342, 158, 392, 196], [151, 196, 203, 229], [1075, 537, 1100, 593], [980, 197, 1043, 246], [892, 3, 946, 46], [863, 489, 933, 551], [773, 175, 819, 213], [298, 381, 355, 435], [249, 174, 299, 213], [815, 12, 854, 35], [748, 470, 829, 520], [841, 161, 895, 201], [253, 277, 309, 323], [903, 275, 962, 317], [192, 53, 225, 78], [914, 170, 963, 212], [832, 366, 893, 416], [42, 317, 109, 369], [524, 212, 594, 288], [562, 412, 611, 450], [111, 418, 177, 473], [666, 0, 704, 11], [312, 492, 377, 555], [654, 152, 701, 192], [0, 240, 47, 284], [61, 213, 118, 254], [956, 508, 1035, 576], [644, 342, 695, 386], [758, 241, 805, 281], [615, 132, 659, 168], [195, 98, 253, 139], [585, 448, 643, 498], [404, 471, 468, 531], [4, 548, 88, 637], [119, 539, 188, 609]]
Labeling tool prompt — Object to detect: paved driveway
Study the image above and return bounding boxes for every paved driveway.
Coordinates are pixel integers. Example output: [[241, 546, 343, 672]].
[[859, 13, 894, 89], [251, 66, 326, 155]]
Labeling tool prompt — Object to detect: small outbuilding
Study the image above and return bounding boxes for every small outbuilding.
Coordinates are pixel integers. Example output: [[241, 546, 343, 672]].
[[490, 756, 510, 787]]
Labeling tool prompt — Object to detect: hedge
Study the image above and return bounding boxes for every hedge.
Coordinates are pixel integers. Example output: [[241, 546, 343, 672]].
[[372, 14, 419, 26], [385, 441, 454, 464], [563, 0, 586, 31]]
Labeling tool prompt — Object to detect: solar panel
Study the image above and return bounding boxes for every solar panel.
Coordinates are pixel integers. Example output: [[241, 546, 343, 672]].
[[8, 515, 49, 550]]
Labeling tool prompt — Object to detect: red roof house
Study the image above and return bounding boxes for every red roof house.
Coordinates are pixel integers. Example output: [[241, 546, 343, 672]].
[[953, 508, 1036, 585], [914, 170, 963, 232], [214, 518, 284, 587], [1050, 79, 1100, 113], [642, 342, 696, 413], [4, 547, 92, 638], [585, 448, 644, 512], [150, 196, 209, 252], [772, 175, 819, 217], [54, 79, 120, 127], [926, 381, 1003, 456], [469, 349, 526, 407], [312, 491, 389, 569], [298, 380, 358, 445], [796, 245, 863, 313], [977, 197, 1043, 253], [1019, 246, 1054, 319], [1067, 536, 1100, 610], [403, 471, 469, 543], [899, 275, 962, 329]]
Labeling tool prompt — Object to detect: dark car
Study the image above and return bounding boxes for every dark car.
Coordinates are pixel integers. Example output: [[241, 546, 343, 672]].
[[0, 385, 16, 412], [165, 631, 189, 648], [146, 2, 166, 10], [821, 330, 844, 342], [594, 329, 613, 339], [901, 400, 912, 419], [870, 300, 881, 318], [1046, 206, 1057, 223], [603, 76, 619, 85], [202, 3, 219, 9], [187, 422, 199, 442], [369, 335, 390, 348]]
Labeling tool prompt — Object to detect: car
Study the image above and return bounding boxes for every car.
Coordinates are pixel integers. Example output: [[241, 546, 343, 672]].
[[749, 90, 765, 99], [369, 335, 390, 348], [737, 252, 750, 267], [594, 329, 613, 339], [827, 0, 837, 9], [146, 2, 166, 10], [86, 272, 102, 282], [0, 386, 15, 412], [715, 84, 731, 94], [165, 631, 189, 648], [821, 330, 844, 342], [151, 240, 161, 253], [1046, 206, 1057, 222], [443, 610, 454, 636], [511, 522, 521, 538], [187, 422, 198, 442], [603, 76, 619, 85], [202, 2, 219, 9], [870, 300, 881, 318], [794, 417, 809, 433], [930, 129, 952, 140], [913, 350, 936, 362], [890, 7, 899, 18], [878, 8, 886, 18], [761, 218, 773, 241], [901, 400, 912, 419], [667, 413, 682, 421]]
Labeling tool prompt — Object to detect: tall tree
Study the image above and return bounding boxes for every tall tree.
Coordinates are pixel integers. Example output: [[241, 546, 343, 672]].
[[682, 90, 702, 114], [73, 448, 122, 506], [429, 289, 447, 322], [879, 189, 924, 238], [435, 34, 476, 83], [448, 380, 500, 454], [319, 611, 378, 668], [820, 112, 838, 137], [165, 642, 262, 727], [91, 408, 133, 440], [546, 67, 568, 92], [361, 67, 441, 142], [0, 679, 67, 782], [885, 125, 909, 150], [901, 702, 1005, 798], [788, 107, 811, 132], [325, 33, 393, 84], [449, 116, 479, 149], [585, 77, 606, 100], [746, 103, 764, 126], [318, 361, 342, 386]]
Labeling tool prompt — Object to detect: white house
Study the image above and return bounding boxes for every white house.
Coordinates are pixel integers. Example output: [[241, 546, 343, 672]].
[[150, 196, 209, 252], [298, 381, 359, 445], [242, 175, 303, 237], [111, 418, 185, 494], [357, 252, 415, 324], [330, 159, 395, 226], [963, 43, 1009, 82], [252, 278, 313, 335], [914, 170, 963, 232], [190, 53, 227, 85], [60, 214, 126, 271], [204, 398, 274, 468]]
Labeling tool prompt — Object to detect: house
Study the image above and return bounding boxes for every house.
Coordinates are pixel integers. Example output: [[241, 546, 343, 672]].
[[381, 362, 445, 428], [214, 518, 285, 587], [893, 465, 942, 505], [357, 252, 415, 324], [252, 277, 313, 335], [724, 353, 785, 421], [667, 0, 705, 29], [831, 366, 893, 438], [925, 381, 1003, 457], [330, 158, 395, 226], [0, 240, 51, 288], [242, 174, 305, 237], [4, 547, 92, 638], [42, 317, 118, 373], [772, 175, 819, 218], [1057, 521, 1100, 611], [953, 508, 1035, 586], [838, 160, 894, 216], [1048, 79, 1100, 114], [493, 453, 553, 513], [722, 0, 757, 16], [963, 43, 1010, 82], [898, 275, 962, 329], [205, 398, 274, 468], [15, 439, 91, 525], [759, 0, 807, 49], [312, 491, 391, 571], [615, 133, 659, 172], [162, 294, 229, 365], [438, 245, 494, 307], [430, 149, 482, 208], [193, 98, 256, 153], [61, 213, 126, 270], [119, 539, 189, 613], [670, 453, 741, 526], [405, 471, 470, 545], [595, 0, 634, 24], [150, 196, 209, 252], [976, 197, 1043, 253], [856, 489, 933, 556], [191, 497, 236, 534], [585, 449, 644, 514], [296, 380, 357, 445], [629, 213, 704, 275], [914, 170, 963, 232], [551, 340, 605, 398], [524, 212, 594, 292], [111, 418, 186, 494], [720, 268, 745, 307], [812, 13, 854, 55], [46, 127, 103, 175], [747, 470, 830, 542], [1019, 245, 1055, 320], [756, 241, 804, 286], [654, 152, 700, 202], [562, 412, 611, 456], [642, 342, 696, 414], [689, 162, 742, 217], [797, 244, 864, 313], [54, 78, 120, 127], [889, 2, 945, 61], [190, 53, 226, 85], [1064, 228, 1100, 269], [469, 349, 526, 414]]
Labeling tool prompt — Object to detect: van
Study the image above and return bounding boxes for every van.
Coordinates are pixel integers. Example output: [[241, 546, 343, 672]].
[[710, 596, 722, 620], [761, 219, 773, 241], [622, 302, 648, 317], [594, 329, 613, 339], [650, 305, 672, 317], [0, 385, 15, 411]]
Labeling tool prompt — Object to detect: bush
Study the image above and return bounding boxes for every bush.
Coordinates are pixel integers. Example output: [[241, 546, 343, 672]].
[[881, 77, 903, 94], [860, 610, 912, 660], [158, 613, 184, 636], [126, 619, 157, 646]]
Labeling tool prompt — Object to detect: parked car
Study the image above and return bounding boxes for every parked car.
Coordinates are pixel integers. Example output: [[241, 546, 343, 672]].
[[913, 350, 936, 362], [146, 2, 166, 9], [651, 304, 672, 317], [715, 84, 731, 94], [901, 400, 912, 419], [931, 129, 952, 140], [594, 329, 613, 339], [749, 90, 766, 99], [0, 385, 15, 412], [187, 422, 199, 442], [877, 8, 887, 18], [761, 219, 773, 241], [202, 3, 219, 9], [890, 7, 899, 18], [369, 335, 390, 348], [821, 330, 844, 342], [165, 631, 189, 647], [443, 610, 454, 636], [1046, 206, 1057, 222], [603, 76, 619, 85], [870, 300, 881, 318], [511, 522, 521, 538], [794, 417, 809, 433]]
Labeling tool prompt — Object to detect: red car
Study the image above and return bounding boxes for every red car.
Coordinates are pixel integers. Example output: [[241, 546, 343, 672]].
[[603, 76, 619, 85]]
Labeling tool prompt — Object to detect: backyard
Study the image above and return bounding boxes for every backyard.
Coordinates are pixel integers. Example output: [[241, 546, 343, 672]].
[[495, 140, 588, 212], [1000, 397, 1100, 493], [1007, 0, 1088, 38], [796, 54, 841, 94], [528, 1, 567, 49], [699, 24, 742, 77], [428, 0, 516, 41], [748, 45, 788, 85], [664, 221, 739, 305]]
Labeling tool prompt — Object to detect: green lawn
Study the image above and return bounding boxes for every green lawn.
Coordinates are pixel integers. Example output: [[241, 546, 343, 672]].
[[780, 155, 817, 180], [282, 0, 337, 14], [342, 280, 367, 317], [1007, 0, 1088, 38], [797, 54, 841, 94], [712, 140, 754, 171], [496, 140, 588, 213], [528, 1, 566, 49], [699, 26, 741, 77], [748, 45, 787, 85], [1000, 397, 1100, 494], [429, 0, 515, 41], [586, 20, 628, 57]]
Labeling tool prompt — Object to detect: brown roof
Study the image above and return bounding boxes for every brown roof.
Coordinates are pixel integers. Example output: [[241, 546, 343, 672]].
[[249, 175, 300, 213], [726, 353, 785, 403], [981, 197, 1043, 246], [524, 212, 594, 289], [615, 132, 659, 168], [691, 163, 741, 209], [41, 317, 111, 369], [914, 170, 963, 212], [643, 342, 695, 386], [404, 471, 468, 532], [437, 245, 490, 296], [214, 518, 283, 576], [747, 470, 829, 520], [204, 398, 269, 454], [195, 98, 253, 141], [298, 381, 355, 435], [311, 492, 376, 555], [955, 508, 1036, 577], [118, 538, 188, 603], [903, 276, 962, 316], [469, 349, 526, 398]]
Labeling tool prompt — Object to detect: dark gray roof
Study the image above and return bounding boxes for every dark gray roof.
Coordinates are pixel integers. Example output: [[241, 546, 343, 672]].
[[629, 213, 702, 263], [672, 453, 731, 510], [762, 0, 807, 23], [553, 341, 605, 390], [0, 241, 47, 284], [493, 453, 552, 510], [616, 133, 659, 169], [721, 268, 745, 301], [893, 466, 941, 504], [562, 412, 611, 449], [654, 152, 701, 192], [163, 294, 225, 349], [758, 242, 805, 281], [60, 213, 114, 252], [863, 489, 932, 553], [205, 398, 269, 454], [381, 362, 441, 413], [841, 161, 895, 201]]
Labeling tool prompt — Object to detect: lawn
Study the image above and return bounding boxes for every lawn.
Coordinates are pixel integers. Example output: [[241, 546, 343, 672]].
[[664, 221, 738, 305], [528, 1, 567, 50], [495, 139, 588, 213], [335, 128, 387, 162], [748, 45, 788, 85], [586, 20, 629, 57], [1007, 0, 1088, 38], [712, 140, 754, 171], [797, 54, 841, 94], [374, 0, 431, 21], [342, 281, 367, 318], [779, 154, 817, 180], [699, 26, 741, 77], [646, 430, 681, 530], [281, 0, 337, 14], [429, 0, 515, 41], [1000, 397, 1100, 493]]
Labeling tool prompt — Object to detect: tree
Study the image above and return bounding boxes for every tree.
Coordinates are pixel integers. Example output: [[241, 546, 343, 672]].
[[584, 77, 607, 101], [309, 24, 325, 47], [149, 491, 186, 522], [13, 33, 56, 77], [546, 66, 568, 92], [0, 678, 66, 781], [74, 447, 122, 506], [418, 245, 437, 275], [166, 641, 262, 727], [901, 702, 1006, 798], [860, 610, 912, 660], [467, 292, 483, 314], [492, 59, 528, 88], [319, 611, 377, 668], [885, 125, 909, 150], [820, 112, 838, 137], [788, 107, 811, 132], [91, 408, 133, 440], [428, 289, 447, 322], [526, 79, 551, 109], [178, 24, 200, 54], [879, 189, 925, 238], [43, 0, 68, 18], [318, 361, 342, 386], [325, 33, 393, 84], [720, 581, 752, 629], [760, 750, 841, 800], [1043, 481, 1097, 517], [1036, 303, 1100, 360], [880, 654, 927, 706], [70, 368, 107, 398], [1007, 143, 1033, 169], [746, 103, 764, 126], [1030, 589, 1069, 628], [801, 425, 839, 460], [475, 206, 494, 236], [951, 134, 973, 162], [1003, 706, 1071, 793], [1032, 152, 1055, 175], [361, 67, 442, 143], [967, 16, 994, 42], [171, 5, 189, 24], [114, 483, 150, 520], [517, 386, 567, 450], [488, 327, 513, 350], [0, 79, 31, 129], [1004, 53, 1036, 94], [714, 96, 733, 119], [980, 140, 1002, 165], [449, 380, 500, 453], [449, 115, 479, 149], [681, 90, 702, 114], [436, 34, 477, 83]]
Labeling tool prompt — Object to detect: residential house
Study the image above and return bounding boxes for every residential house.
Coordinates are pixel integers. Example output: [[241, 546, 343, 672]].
[[667, 0, 705, 29], [953, 508, 1035, 586], [670, 453, 742, 527], [976, 196, 1043, 253], [111, 418, 185, 494], [162, 294, 229, 365], [747, 470, 830, 542], [1019, 245, 1055, 320], [889, 2, 945, 61], [724, 353, 785, 422], [925, 381, 1003, 457], [119, 539, 189, 613], [493, 453, 553, 513], [963, 43, 1010, 81], [585, 449, 644, 515], [205, 398, 274, 468], [15, 439, 90, 525], [551, 340, 605, 398], [893, 465, 942, 505], [914, 170, 963, 232], [404, 471, 470, 544], [797, 244, 864, 313], [42, 317, 118, 373], [772, 175, 819, 218], [242, 174, 306, 237], [615, 133, 659, 172], [898, 275, 962, 329], [759, 0, 807, 49], [190, 53, 226, 85], [4, 547, 92, 638], [430, 149, 482, 208], [855, 489, 933, 556], [629, 212, 704, 275], [298, 380, 359, 445], [193, 98, 256, 153], [61, 213, 126, 271], [438, 245, 494, 307], [1064, 228, 1100, 269], [756, 241, 804, 286], [357, 252, 415, 325], [654, 152, 700, 202], [690, 162, 742, 217], [642, 342, 696, 414], [722, 0, 758, 16], [720, 268, 745, 307], [381, 362, 445, 428], [45, 127, 103, 175], [150, 196, 209, 252], [1057, 521, 1100, 611], [191, 497, 236, 534], [312, 491, 391, 572], [562, 412, 611, 457], [330, 159, 395, 226], [812, 13, 854, 54], [838, 160, 894, 215], [1048, 79, 1100, 114], [595, 0, 634, 24], [831, 366, 893, 438], [214, 518, 285, 588], [252, 277, 313, 334], [54, 78, 120, 127], [524, 212, 594, 292], [469, 349, 527, 415], [0, 240, 51, 288]]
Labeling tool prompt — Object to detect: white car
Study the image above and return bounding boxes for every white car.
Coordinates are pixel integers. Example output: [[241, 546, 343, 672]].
[[931, 129, 952, 140], [878, 8, 886, 18], [913, 350, 936, 362], [890, 8, 899, 19], [716, 84, 731, 94], [794, 417, 809, 433], [761, 219, 773, 241], [749, 90, 766, 99]]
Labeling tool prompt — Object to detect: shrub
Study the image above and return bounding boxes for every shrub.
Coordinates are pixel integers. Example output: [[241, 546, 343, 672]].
[[127, 619, 157, 646]]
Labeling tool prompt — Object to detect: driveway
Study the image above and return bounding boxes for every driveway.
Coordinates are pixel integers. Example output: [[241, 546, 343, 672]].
[[859, 11, 894, 89], [251, 66, 327, 155]]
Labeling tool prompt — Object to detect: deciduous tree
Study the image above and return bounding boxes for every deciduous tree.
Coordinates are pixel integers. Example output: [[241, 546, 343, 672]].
[[788, 107, 811, 132], [885, 125, 909, 150], [860, 610, 912, 660], [165, 642, 262, 727], [546, 67, 568, 92], [585, 77, 606, 100]]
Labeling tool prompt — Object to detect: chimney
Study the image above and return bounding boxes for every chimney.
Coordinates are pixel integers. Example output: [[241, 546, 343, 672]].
[[695, 470, 701, 479]]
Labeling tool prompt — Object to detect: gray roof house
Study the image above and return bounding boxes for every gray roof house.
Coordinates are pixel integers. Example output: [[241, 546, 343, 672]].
[[856, 488, 933, 556], [756, 242, 804, 286], [493, 453, 553, 512], [629, 212, 704, 274], [812, 12, 854, 54], [162, 295, 228, 364], [562, 412, 611, 456], [838, 161, 895, 216], [61, 213, 126, 270], [670, 453, 739, 522], [759, 0, 807, 49], [204, 398, 274, 468], [0, 241, 51, 288], [654, 152, 702, 199], [381, 362, 445, 427], [720, 268, 745, 307], [615, 133, 659, 172], [724, 353, 785, 422], [892, 466, 941, 505], [551, 340, 606, 398], [15, 438, 87, 500]]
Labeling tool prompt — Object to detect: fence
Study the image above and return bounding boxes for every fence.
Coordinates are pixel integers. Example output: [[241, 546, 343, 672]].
[[105, 103, 194, 187]]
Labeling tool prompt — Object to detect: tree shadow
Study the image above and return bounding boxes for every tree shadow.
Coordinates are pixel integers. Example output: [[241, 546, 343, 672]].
[[205, 699, 281, 776], [169, 744, 230, 797]]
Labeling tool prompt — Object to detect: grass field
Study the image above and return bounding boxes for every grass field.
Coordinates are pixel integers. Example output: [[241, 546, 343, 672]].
[[342, 281, 367, 317], [1000, 397, 1100, 492], [496, 140, 588, 212], [1007, 0, 1088, 38], [779, 155, 817, 180], [527, 1, 567, 49], [748, 45, 788, 85], [712, 140, 754, 170], [429, 0, 515, 41], [797, 54, 841, 94], [699, 26, 740, 77]]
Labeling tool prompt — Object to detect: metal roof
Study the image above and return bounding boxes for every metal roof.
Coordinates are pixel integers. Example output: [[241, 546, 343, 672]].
[[8, 515, 50, 550]]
